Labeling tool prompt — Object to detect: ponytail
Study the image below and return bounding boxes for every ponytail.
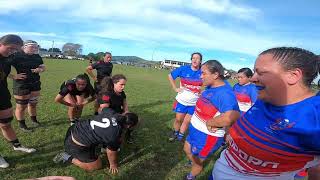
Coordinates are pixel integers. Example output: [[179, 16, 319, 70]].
[[99, 76, 114, 97]]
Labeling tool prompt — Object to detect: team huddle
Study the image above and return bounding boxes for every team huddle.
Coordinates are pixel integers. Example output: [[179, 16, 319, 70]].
[[0, 34, 320, 180]]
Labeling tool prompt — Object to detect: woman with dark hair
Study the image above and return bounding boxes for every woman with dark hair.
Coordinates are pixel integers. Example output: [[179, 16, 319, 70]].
[[98, 74, 128, 114], [233, 67, 257, 114], [86, 52, 113, 115], [184, 60, 240, 180], [0, 34, 36, 168], [55, 74, 96, 125], [53, 108, 138, 174], [10, 40, 46, 132], [98, 74, 136, 143], [210, 47, 320, 180], [168, 52, 203, 142]]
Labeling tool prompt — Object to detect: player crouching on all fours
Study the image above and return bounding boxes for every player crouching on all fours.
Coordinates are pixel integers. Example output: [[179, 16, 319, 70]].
[[53, 108, 138, 174]]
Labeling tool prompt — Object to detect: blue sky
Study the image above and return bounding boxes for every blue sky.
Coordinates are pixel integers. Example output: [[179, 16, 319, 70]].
[[0, 0, 319, 70]]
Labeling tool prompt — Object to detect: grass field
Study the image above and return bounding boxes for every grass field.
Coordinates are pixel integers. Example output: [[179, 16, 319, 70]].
[[0, 59, 222, 180]]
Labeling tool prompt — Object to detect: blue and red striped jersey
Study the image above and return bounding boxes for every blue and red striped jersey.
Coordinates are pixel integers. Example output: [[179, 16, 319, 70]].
[[225, 96, 320, 177]]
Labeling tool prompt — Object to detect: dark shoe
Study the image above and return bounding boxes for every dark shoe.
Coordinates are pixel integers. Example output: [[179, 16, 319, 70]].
[[185, 173, 196, 180], [184, 160, 192, 167], [53, 151, 71, 164], [126, 136, 134, 144], [31, 121, 41, 127], [20, 126, 33, 132], [168, 132, 177, 142]]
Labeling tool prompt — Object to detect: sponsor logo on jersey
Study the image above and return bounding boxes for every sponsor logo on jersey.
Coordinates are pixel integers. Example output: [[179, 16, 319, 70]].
[[228, 137, 280, 169], [270, 118, 295, 131]]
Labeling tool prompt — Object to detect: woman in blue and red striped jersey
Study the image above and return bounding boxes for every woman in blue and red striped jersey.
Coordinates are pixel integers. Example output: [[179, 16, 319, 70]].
[[210, 47, 320, 180], [168, 52, 203, 142], [233, 67, 257, 114], [184, 60, 240, 180]]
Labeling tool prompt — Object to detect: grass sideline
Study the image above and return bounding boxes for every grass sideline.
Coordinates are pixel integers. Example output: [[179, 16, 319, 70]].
[[0, 59, 221, 180]]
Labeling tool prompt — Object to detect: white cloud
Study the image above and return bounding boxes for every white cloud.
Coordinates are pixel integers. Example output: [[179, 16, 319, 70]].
[[188, 0, 260, 20], [1, 0, 317, 64], [0, 0, 71, 14], [0, 31, 58, 37], [239, 57, 247, 61]]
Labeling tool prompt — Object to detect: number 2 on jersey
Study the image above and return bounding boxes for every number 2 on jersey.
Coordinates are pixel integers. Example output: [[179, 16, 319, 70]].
[[90, 118, 117, 129]]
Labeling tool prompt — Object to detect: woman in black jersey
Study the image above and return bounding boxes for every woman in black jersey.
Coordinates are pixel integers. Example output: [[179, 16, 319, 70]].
[[86, 52, 113, 115], [55, 74, 96, 125], [98, 74, 128, 114], [53, 108, 138, 174], [98, 74, 138, 143], [0, 34, 36, 169], [10, 40, 45, 132]]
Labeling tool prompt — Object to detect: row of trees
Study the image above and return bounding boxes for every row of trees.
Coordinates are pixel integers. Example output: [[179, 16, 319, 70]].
[[40, 43, 83, 57]]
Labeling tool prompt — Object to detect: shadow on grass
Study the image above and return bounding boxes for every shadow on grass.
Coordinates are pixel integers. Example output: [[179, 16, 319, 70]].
[[0, 99, 189, 180], [91, 99, 190, 180]]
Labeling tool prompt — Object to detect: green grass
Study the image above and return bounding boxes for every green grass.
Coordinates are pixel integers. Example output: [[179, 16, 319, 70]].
[[0, 59, 220, 180]]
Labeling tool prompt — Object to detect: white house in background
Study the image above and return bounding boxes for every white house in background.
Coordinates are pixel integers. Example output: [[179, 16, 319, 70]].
[[161, 59, 191, 69]]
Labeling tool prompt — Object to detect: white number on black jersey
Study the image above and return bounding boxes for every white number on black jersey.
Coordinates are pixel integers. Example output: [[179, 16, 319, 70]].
[[90, 117, 118, 129]]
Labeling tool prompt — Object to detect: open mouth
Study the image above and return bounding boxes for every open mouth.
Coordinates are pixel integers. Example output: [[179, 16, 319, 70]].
[[255, 85, 265, 91]]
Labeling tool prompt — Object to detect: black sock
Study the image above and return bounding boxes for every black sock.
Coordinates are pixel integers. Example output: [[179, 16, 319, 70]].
[[125, 129, 133, 139], [70, 119, 78, 124], [30, 116, 38, 122], [19, 120, 27, 128], [67, 155, 73, 163], [10, 139, 21, 148], [94, 112, 98, 115]]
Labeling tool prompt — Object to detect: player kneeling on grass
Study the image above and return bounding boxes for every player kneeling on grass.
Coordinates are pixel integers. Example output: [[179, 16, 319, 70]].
[[55, 74, 96, 125], [53, 108, 138, 174]]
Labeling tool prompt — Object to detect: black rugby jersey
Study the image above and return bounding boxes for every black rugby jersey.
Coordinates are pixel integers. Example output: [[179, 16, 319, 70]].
[[91, 61, 113, 81], [99, 91, 126, 113], [71, 109, 122, 150], [10, 52, 44, 83], [59, 79, 95, 98], [0, 55, 11, 89]]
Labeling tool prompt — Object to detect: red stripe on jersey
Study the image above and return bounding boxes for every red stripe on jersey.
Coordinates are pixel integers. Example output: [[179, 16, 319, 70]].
[[102, 95, 110, 102], [226, 147, 255, 172], [172, 100, 178, 110], [233, 124, 312, 160], [199, 135, 218, 157], [194, 98, 219, 122], [180, 78, 202, 93], [240, 117, 301, 151], [228, 125, 313, 173], [235, 93, 252, 103]]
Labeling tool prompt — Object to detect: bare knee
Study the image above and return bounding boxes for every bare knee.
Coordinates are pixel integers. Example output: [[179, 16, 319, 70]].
[[0, 123, 12, 131], [73, 158, 102, 171], [17, 105, 28, 111], [184, 142, 191, 155]]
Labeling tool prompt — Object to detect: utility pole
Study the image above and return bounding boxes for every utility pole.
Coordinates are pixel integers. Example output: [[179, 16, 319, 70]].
[[51, 40, 54, 54]]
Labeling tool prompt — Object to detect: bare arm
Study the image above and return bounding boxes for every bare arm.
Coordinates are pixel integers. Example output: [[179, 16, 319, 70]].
[[54, 94, 75, 107], [31, 64, 46, 73], [123, 99, 129, 114], [106, 148, 118, 174], [99, 102, 110, 113], [8, 73, 27, 80], [86, 66, 97, 81], [81, 95, 96, 106], [38, 64, 46, 72], [308, 164, 320, 180], [168, 74, 182, 93], [206, 110, 240, 132]]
